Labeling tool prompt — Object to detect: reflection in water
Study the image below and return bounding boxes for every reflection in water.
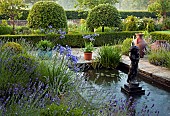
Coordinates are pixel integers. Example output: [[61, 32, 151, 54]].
[[81, 69, 170, 116], [84, 69, 122, 85]]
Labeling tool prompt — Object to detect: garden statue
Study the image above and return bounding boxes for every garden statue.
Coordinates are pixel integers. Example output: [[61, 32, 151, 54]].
[[121, 42, 145, 95], [134, 33, 147, 58], [127, 43, 140, 83]]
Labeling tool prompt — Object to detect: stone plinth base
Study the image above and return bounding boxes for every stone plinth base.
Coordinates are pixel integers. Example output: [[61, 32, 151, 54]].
[[121, 82, 145, 95]]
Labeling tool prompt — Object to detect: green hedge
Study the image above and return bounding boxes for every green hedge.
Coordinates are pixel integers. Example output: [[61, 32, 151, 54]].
[[66, 10, 88, 19], [119, 11, 158, 19], [0, 31, 140, 47], [150, 31, 170, 42], [2, 10, 170, 20]]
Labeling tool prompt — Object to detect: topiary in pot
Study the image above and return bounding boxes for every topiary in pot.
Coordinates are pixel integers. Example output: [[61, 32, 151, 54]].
[[27, 1, 68, 30]]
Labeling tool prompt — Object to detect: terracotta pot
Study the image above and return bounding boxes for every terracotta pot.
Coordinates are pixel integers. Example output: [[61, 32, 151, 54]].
[[134, 33, 147, 58], [84, 52, 92, 60]]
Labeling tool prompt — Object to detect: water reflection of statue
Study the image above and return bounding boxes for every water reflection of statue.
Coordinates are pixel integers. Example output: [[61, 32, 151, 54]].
[[127, 44, 140, 83]]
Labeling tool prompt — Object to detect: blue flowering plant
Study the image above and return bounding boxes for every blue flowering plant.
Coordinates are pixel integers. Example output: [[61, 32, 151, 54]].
[[82, 33, 99, 53]]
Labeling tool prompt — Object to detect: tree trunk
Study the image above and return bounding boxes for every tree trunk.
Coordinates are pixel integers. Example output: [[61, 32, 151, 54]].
[[11, 15, 15, 35], [102, 26, 104, 32], [89, 27, 94, 32], [163, 11, 166, 19]]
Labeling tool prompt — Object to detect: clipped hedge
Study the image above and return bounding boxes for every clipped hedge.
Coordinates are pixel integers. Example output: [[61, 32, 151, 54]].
[[66, 10, 88, 19], [0, 26, 13, 35], [119, 11, 158, 19], [0, 31, 140, 47], [2, 10, 170, 20], [150, 32, 170, 42]]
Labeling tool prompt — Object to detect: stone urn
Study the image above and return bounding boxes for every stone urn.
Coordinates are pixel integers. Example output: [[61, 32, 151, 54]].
[[134, 33, 147, 58], [151, 40, 170, 51]]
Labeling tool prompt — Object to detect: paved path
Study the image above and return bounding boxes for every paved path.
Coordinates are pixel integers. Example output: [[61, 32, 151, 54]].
[[72, 48, 170, 89]]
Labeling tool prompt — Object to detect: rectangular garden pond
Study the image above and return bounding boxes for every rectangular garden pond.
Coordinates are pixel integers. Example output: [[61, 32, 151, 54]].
[[78, 68, 170, 116]]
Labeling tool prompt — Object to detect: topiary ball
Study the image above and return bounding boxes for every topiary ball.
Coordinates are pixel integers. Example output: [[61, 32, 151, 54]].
[[2, 42, 22, 54], [27, 1, 68, 30], [86, 4, 121, 32]]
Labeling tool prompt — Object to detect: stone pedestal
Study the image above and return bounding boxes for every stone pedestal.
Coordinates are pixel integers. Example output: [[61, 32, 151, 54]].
[[121, 82, 145, 95]]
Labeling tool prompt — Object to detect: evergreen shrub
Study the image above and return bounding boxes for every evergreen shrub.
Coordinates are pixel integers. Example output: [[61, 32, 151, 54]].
[[162, 17, 170, 30], [86, 4, 121, 32], [0, 53, 38, 90], [123, 16, 138, 31], [27, 1, 67, 30], [121, 38, 133, 55], [2, 42, 23, 54], [0, 26, 12, 35], [150, 32, 170, 42], [0, 31, 140, 47]]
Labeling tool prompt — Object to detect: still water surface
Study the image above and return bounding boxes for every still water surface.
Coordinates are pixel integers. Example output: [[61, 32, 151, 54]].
[[79, 69, 170, 116]]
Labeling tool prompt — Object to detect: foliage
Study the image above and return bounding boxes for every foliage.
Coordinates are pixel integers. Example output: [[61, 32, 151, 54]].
[[123, 16, 138, 31], [36, 44, 79, 94], [0, 0, 27, 34], [2, 10, 170, 20], [0, 26, 12, 35], [150, 32, 170, 43], [36, 40, 53, 51], [148, 49, 170, 68], [27, 1, 67, 30], [75, 0, 118, 10], [82, 34, 99, 52], [148, 0, 170, 18], [95, 27, 113, 32], [121, 38, 133, 55], [15, 26, 31, 35], [0, 39, 161, 116], [2, 42, 23, 54], [86, 4, 121, 32], [161, 17, 170, 30], [0, 53, 38, 90], [96, 44, 122, 68], [0, 19, 8, 26], [138, 17, 156, 32], [0, 31, 141, 47], [40, 104, 83, 116]]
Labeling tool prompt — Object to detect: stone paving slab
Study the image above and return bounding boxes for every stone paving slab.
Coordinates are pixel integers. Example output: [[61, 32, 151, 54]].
[[72, 48, 170, 89]]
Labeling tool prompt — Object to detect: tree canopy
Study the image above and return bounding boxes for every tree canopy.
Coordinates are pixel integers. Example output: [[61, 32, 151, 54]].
[[0, 0, 27, 34], [148, 0, 170, 18], [75, 0, 118, 10], [86, 4, 121, 32]]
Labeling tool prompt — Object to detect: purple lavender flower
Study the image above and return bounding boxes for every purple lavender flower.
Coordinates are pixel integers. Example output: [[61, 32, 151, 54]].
[[59, 46, 66, 55], [70, 55, 78, 63], [48, 25, 53, 28]]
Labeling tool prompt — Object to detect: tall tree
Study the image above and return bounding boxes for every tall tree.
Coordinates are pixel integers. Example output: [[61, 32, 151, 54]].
[[148, 0, 170, 19], [75, 0, 118, 10], [132, 0, 149, 10], [0, 0, 27, 34]]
